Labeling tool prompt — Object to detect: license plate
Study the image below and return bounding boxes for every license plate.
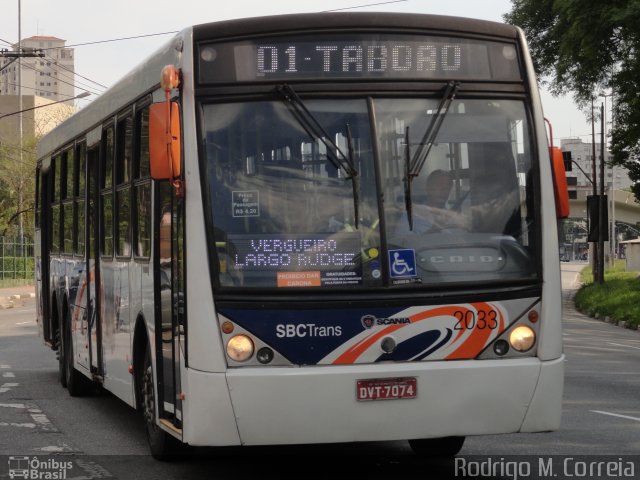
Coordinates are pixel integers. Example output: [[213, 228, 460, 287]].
[[356, 377, 417, 401]]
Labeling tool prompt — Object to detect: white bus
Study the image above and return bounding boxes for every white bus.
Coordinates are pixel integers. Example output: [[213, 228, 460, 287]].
[[35, 12, 569, 458]]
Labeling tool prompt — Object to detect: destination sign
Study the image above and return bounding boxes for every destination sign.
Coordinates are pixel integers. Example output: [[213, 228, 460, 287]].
[[198, 34, 521, 83], [229, 233, 360, 271], [226, 233, 363, 287]]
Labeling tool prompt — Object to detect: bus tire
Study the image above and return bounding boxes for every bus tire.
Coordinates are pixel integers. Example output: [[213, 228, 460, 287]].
[[56, 327, 67, 389], [141, 345, 182, 460], [64, 309, 93, 397], [408, 436, 465, 457]]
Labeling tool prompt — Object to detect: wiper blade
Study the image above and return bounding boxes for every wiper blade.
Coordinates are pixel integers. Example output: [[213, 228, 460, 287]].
[[403, 81, 459, 230], [276, 84, 357, 179], [276, 84, 360, 228], [345, 123, 360, 228], [403, 125, 413, 230], [409, 81, 460, 178]]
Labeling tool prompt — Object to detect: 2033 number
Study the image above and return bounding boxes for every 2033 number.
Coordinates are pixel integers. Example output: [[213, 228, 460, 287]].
[[453, 309, 498, 330]]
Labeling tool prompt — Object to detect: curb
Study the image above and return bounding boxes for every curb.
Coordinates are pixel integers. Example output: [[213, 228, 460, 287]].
[[578, 309, 640, 332], [568, 286, 640, 333], [0, 292, 35, 309]]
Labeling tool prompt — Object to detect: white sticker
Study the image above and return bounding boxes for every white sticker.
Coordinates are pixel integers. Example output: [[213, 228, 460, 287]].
[[232, 191, 260, 217]]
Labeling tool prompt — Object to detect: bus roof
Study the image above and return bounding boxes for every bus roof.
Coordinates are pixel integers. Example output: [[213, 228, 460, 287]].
[[192, 12, 518, 42]]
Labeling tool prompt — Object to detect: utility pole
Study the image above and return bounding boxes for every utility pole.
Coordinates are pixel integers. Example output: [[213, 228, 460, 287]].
[[590, 98, 598, 283], [598, 104, 606, 285]]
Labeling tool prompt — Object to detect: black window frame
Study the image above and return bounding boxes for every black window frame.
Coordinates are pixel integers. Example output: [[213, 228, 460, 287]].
[[115, 111, 134, 260], [133, 97, 152, 262], [100, 124, 115, 259], [74, 141, 87, 257], [60, 147, 75, 256]]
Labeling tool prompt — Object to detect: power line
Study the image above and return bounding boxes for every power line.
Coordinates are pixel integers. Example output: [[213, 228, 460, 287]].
[[0, 36, 106, 91], [18, 61, 101, 96], [43, 52, 107, 90], [40, 31, 179, 50], [25, 55, 103, 94], [39, 53, 106, 92], [323, 0, 408, 12], [1, 81, 93, 101]]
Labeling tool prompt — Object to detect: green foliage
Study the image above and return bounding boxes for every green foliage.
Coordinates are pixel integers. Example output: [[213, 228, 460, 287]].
[[505, 0, 640, 202], [575, 261, 640, 326], [0, 135, 37, 238], [0, 256, 34, 280]]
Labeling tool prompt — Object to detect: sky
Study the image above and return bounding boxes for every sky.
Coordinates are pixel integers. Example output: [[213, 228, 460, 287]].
[[0, 0, 595, 145]]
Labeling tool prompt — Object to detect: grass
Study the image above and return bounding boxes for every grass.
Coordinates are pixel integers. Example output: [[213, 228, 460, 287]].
[[0, 278, 34, 289], [574, 260, 640, 327]]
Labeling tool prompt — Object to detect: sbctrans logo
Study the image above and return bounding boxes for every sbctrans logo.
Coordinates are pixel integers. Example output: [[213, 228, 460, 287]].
[[8, 456, 73, 479]]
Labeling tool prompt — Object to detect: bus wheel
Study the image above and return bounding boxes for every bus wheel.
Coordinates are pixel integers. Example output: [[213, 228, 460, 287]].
[[409, 436, 465, 457], [64, 318, 93, 397], [142, 347, 181, 460], [56, 328, 67, 389]]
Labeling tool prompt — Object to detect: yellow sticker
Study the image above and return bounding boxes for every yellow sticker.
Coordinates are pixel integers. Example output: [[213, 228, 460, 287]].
[[368, 248, 379, 259]]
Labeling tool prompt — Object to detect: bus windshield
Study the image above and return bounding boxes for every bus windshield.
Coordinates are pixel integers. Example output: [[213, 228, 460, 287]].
[[203, 97, 537, 290]]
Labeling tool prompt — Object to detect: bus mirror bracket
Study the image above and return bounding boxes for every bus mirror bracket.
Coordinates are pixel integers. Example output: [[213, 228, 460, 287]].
[[149, 65, 184, 197]]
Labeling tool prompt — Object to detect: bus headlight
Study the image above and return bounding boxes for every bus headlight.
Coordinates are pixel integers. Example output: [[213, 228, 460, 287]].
[[509, 326, 535, 352], [227, 335, 254, 362]]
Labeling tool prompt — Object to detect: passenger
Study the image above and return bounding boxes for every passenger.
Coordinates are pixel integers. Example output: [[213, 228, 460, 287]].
[[395, 169, 459, 234]]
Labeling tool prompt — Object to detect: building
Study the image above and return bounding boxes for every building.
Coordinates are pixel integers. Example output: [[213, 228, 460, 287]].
[[0, 36, 74, 101], [561, 137, 633, 193], [620, 238, 640, 271], [0, 95, 75, 142]]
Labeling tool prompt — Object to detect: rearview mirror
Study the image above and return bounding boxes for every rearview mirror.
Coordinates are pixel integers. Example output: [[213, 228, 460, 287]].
[[550, 146, 569, 218], [149, 102, 181, 180]]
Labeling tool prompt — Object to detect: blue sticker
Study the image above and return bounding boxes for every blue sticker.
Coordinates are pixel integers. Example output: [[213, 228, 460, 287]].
[[388, 249, 417, 278]]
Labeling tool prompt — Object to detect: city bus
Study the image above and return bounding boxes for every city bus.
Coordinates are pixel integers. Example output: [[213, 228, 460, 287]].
[[35, 12, 569, 458]]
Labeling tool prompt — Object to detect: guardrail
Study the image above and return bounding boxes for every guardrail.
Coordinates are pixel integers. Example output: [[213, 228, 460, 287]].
[[0, 237, 34, 280]]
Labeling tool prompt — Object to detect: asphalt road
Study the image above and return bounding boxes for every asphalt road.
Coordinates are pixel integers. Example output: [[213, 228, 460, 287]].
[[0, 265, 638, 479]]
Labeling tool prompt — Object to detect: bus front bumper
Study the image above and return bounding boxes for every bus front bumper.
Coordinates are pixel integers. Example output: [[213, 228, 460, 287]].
[[182, 356, 564, 446]]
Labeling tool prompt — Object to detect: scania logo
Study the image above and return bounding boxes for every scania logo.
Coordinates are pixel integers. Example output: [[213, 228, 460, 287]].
[[361, 315, 376, 329], [360, 315, 411, 329]]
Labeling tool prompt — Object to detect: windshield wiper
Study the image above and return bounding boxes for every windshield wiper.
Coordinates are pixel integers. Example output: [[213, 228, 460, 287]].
[[345, 123, 360, 228], [276, 84, 360, 227], [403, 125, 414, 230], [403, 81, 460, 230]]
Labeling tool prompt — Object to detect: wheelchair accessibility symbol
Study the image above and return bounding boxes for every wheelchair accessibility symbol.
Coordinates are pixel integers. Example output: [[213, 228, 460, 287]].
[[388, 249, 417, 278]]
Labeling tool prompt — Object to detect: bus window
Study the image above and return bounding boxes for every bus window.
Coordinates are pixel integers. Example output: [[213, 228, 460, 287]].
[[375, 98, 537, 285], [203, 100, 381, 288]]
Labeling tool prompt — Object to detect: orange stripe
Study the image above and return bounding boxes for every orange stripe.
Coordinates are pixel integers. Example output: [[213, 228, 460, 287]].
[[333, 324, 404, 364]]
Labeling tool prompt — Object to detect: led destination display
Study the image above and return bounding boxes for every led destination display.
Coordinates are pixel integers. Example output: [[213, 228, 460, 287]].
[[198, 34, 521, 83], [227, 233, 363, 287]]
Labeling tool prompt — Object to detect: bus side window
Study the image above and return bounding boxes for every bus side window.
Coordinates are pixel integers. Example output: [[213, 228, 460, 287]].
[[134, 104, 151, 259], [101, 125, 115, 258]]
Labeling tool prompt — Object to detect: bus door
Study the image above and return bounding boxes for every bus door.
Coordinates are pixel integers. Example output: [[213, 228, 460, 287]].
[[87, 146, 103, 375], [38, 165, 52, 343], [154, 182, 184, 428]]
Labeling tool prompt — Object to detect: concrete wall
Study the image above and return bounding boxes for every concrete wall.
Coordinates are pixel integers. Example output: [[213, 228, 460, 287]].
[[624, 242, 640, 272]]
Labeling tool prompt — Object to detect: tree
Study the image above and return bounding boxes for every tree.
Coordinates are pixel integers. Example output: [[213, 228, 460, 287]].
[[0, 105, 75, 239], [0, 135, 37, 238], [504, 0, 640, 201]]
